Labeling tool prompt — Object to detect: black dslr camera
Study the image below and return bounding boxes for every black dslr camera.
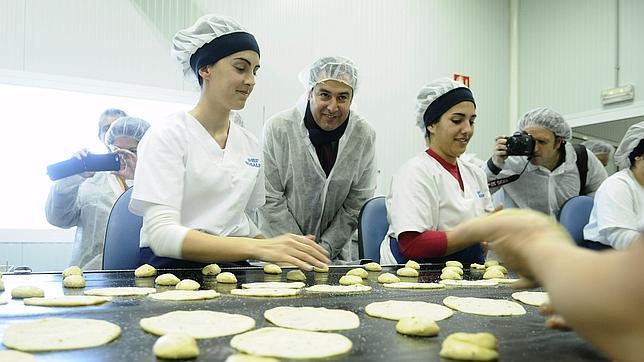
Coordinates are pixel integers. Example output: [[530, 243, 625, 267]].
[[505, 131, 535, 157]]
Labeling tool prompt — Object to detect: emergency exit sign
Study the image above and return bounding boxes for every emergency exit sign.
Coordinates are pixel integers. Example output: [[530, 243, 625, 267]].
[[453, 73, 470, 87]]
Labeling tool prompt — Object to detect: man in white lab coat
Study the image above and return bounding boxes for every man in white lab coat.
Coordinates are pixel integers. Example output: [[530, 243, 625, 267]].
[[259, 56, 377, 261]]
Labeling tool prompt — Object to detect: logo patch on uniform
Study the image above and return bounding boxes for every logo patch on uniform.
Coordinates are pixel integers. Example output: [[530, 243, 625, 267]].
[[476, 190, 485, 198], [245, 157, 261, 168]]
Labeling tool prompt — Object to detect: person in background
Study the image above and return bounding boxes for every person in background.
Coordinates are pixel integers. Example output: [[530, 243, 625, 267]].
[[379, 78, 496, 265], [258, 56, 376, 262], [46, 116, 149, 269], [584, 122, 644, 249], [130, 14, 329, 270], [451, 208, 644, 361], [98, 108, 128, 145], [485, 107, 607, 216], [581, 139, 614, 167]]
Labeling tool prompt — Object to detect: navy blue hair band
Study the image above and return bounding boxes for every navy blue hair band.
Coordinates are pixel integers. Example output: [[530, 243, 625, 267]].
[[189, 32, 260, 85], [423, 87, 475, 127]]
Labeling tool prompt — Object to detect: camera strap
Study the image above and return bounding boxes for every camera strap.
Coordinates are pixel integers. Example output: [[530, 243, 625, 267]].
[[486, 157, 531, 188], [487, 174, 521, 188]]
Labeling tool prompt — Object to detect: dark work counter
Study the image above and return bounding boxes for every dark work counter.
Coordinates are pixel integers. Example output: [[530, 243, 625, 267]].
[[0, 265, 607, 361]]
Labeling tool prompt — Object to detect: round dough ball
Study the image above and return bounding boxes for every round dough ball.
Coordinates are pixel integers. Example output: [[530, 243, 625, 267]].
[[441, 266, 463, 276], [176, 279, 200, 291], [377, 273, 401, 284], [440, 270, 462, 280], [286, 270, 306, 282], [346, 268, 368, 279], [313, 265, 329, 273], [216, 272, 238, 284], [470, 263, 486, 270], [405, 260, 421, 270], [155, 273, 180, 286], [263, 264, 282, 274], [445, 261, 463, 268], [0, 278, 5, 291], [486, 265, 508, 274], [364, 262, 382, 272], [440, 332, 498, 361], [339, 275, 363, 285], [446, 332, 498, 349], [153, 333, 200, 360], [12, 286, 44, 299], [62, 266, 82, 277], [396, 267, 419, 277], [396, 316, 440, 337], [484, 260, 500, 267], [483, 269, 505, 279], [201, 263, 221, 276], [63, 275, 86, 288], [134, 264, 157, 278]]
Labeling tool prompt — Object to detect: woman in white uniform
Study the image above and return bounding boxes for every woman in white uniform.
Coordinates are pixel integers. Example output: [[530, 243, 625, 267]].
[[46, 117, 149, 270], [130, 14, 329, 270], [584, 122, 644, 250], [380, 78, 495, 264]]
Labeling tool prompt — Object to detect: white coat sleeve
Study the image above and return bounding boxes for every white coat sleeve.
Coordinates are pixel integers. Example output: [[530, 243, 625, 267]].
[[141, 204, 191, 259], [319, 132, 377, 258], [258, 123, 303, 236], [44, 174, 86, 228]]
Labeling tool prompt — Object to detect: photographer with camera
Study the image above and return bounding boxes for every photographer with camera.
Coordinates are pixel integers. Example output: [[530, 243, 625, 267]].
[[485, 107, 607, 216], [45, 116, 150, 270]]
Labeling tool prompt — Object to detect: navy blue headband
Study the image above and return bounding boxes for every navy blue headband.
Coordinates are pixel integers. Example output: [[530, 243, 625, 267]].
[[423, 87, 476, 127], [189, 31, 260, 84]]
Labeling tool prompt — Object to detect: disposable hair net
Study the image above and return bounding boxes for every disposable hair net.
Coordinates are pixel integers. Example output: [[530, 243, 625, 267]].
[[298, 56, 359, 93], [415, 77, 468, 131], [614, 121, 644, 169], [171, 14, 248, 81], [581, 139, 614, 155], [517, 107, 572, 141], [105, 117, 151, 145]]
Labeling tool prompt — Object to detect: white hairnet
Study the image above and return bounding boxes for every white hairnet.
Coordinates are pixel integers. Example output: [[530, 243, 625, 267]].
[[105, 117, 150, 145], [415, 77, 469, 131], [581, 139, 614, 155], [614, 121, 644, 169], [171, 14, 248, 81], [298, 56, 359, 92], [517, 107, 572, 141]]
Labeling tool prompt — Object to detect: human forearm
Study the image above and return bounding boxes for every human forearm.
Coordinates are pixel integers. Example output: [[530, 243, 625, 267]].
[[181, 230, 257, 262], [524, 242, 644, 360]]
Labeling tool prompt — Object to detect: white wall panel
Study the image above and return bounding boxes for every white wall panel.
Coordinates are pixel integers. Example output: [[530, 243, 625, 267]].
[[619, 0, 644, 95], [0, 0, 26, 69], [22, 0, 179, 89], [518, 0, 617, 116]]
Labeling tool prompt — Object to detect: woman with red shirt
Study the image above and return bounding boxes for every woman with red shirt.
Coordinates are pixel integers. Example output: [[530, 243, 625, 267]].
[[379, 78, 495, 264]]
